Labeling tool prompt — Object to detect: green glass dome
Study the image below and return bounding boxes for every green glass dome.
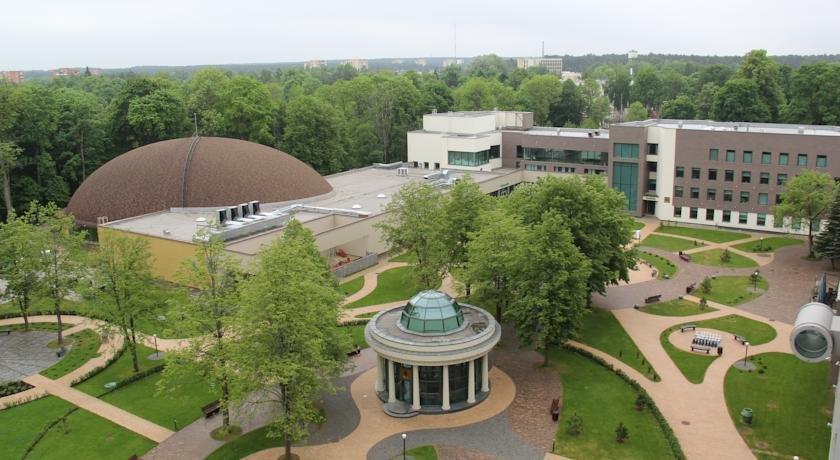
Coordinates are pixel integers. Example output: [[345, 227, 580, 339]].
[[400, 290, 465, 334]]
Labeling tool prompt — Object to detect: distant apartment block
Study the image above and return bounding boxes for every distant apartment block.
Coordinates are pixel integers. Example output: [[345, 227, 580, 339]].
[[342, 59, 369, 71], [628, 50, 639, 60], [516, 56, 563, 75], [561, 71, 583, 85], [51, 67, 102, 78], [442, 59, 463, 67], [304, 60, 326, 69], [414, 58, 427, 66], [0, 71, 24, 84]]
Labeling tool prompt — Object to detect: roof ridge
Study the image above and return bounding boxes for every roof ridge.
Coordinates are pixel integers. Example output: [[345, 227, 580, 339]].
[[180, 136, 202, 207]]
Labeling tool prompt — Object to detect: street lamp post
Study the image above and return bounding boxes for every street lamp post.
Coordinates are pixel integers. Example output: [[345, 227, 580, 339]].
[[752, 270, 760, 291], [401, 433, 407, 459], [153, 334, 159, 356], [743, 342, 750, 367]]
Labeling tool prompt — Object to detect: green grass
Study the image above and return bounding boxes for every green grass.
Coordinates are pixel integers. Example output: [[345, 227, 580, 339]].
[[639, 298, 717, 317], [700, 275, 768, 306], [694, 314, 776, 346], [688, 248, 759, 268], [656, 225, 751, 243], [74, 344, 160, 395], [40, 329, 101, 379], [659, 325, 717, 384], [637, 251, 677, 279], [725, 353, 831, 459], [206, 426, 279, 460], [640, 234, 697, 252], [577, 308, 657, 380], [346, 266, 424, 309], [551, 349, 674, 459], [0, 396, 74, 459], [341, 324, 368, 349], [632, 220, 646, 230], [339, 276, 365, 297], [0, 322, 70, 332], [101, 371, 216, 428], [396, 445, 438, 460], [389, 252, 417, 263], [731, 237, 804, 253]]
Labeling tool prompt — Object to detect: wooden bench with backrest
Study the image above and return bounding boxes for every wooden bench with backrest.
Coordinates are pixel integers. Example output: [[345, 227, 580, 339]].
[[644, 294, 663, 304], [734, 335, 747, 344], [690, 345, 711, 354], [201, 400, 221, 418], [679, 252, 691, 262], [0, 329, 12, 336]]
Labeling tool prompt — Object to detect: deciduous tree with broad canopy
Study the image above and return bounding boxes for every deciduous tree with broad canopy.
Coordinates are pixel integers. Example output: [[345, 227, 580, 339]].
[[774, 170, 836, 258]]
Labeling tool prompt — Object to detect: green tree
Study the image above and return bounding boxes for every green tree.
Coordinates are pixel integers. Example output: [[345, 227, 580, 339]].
[[604, 67, 631, 109], [518, 74, 562, 125], [660, 95, 696, 119], [615, 422, 629, 443], [439, 176, 493, 295], [700, 277, 712, 295], [219, 75, 277, 144], [0, 214, 45, 329], [782, 63, 840, 125], [282, 96, 345, 174], [231, 221, 348, 460], [453, 77, 516, 111], [0, 142, 21, 218], [815, 190, 840, 269], [737, 50, 786, 121], [631, 66, 663, 109], [161, 232, 243, 432], [694, 83, 718, 119], [626, 101, 648, 121], [467, 54, 512, 80], [774, 170, 837, 258], [506, 211, 591, 366], [711, 78, 770, 122], [109, 77, 189, 151], [549, 80, 583, 127]]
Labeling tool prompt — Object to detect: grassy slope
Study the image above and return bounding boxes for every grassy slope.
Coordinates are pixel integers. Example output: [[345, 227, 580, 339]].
[[641, 234, 697, 252], [656, 226, 751, 243], [577, 308, 656, 380], [40, 329, 101, 379], [347, 266, 424, 308], [637, 251, 677, 279], [701, 276, 768, 306], [689, 248, 758, 268], [640, 298, 717, 317], [339, 276, 365, 297], [551, 349, 673, 459], [725, 353, 831, 459]]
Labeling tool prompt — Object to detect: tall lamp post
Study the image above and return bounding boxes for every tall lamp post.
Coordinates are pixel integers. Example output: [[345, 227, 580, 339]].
[[743, 342, 750, 366], [751, 270, 760, 292], [401, 433, 407, 459], [153, 334, 159, 356]]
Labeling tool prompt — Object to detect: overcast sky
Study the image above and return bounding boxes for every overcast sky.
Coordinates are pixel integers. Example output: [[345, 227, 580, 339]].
[[2, 0, 838, 70]]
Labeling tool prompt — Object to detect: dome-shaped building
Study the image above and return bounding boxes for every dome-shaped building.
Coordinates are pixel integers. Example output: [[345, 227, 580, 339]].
[[66, 137, 333, 226], [365, 290, 501, 416]]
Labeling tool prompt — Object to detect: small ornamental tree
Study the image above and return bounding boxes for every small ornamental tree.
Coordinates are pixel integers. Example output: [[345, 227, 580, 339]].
[[719, 249, 732, 263], [814, 189, 840, 269], [615, 422, 629, 443], [700, 277, 713, 295], [566, 413, 583, 437], [634, 394, 647, 411], [0, 213, 45, 329], [699, 297, 709, 310]]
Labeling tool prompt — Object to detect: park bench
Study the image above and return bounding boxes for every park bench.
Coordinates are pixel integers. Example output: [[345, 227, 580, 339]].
[[734, 335, 747, 344], [679, 252, 691, 262], [346, 345, 362, 357], [680, 324, 697, 332], [0, 329, 12, 336], [644, 294, 663, 304], [56, 347, 67, 358], [550, 398, 560, 422], [690, 345, 711, 354], [201, 400, 221, 419], [685, 283, 696, 294]]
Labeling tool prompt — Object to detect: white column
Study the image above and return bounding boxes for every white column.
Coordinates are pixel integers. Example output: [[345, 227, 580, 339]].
[[441, 365, 451, 410], [467, 360, 476, 404], [412, 365, 421, 411], [387, 359, 396, 403], [375, 356, 384, 392], [481, 354, 490, 392]]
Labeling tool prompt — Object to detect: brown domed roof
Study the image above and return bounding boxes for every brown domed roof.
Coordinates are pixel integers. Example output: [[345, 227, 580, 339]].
[[67, 137, 332, 226]]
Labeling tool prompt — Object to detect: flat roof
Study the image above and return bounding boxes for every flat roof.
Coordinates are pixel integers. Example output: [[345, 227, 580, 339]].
[[423, 111, 498, 118], [615, 119, 840, 137], [511, 126, 610, 139]]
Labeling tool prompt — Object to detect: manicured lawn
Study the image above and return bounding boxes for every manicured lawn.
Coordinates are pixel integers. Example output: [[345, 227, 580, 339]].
[[551, 349, 674, 459], [398, 445, 438, 460], [659, 325, 717, 384], [0, 396, 73, 459], [101, 371, 216, 428], [339, 276, 365, 297], [688, 248, 758, 268], [731, 236, 804, 253], [640, 234, 697, 252], [342, 324, 368, 349], [206, 426, 279, 460], [695, 314, 776, 346], [577, 307, 657, 380], [655, 225, 751, 243], [640, 298, 717, 317], [699, 275, 768, 306], [632, 220, 646, 230], [637, 251, 677, 279], [346, 266, 424, 309], [74, 344, 160, 395], [389, 252, 417, 263], [40, 329, 101, 379], [725, 353, 831, 459]]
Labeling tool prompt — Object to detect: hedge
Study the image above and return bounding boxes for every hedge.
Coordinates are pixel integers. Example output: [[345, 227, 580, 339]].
[[0, 380, 33, 398]]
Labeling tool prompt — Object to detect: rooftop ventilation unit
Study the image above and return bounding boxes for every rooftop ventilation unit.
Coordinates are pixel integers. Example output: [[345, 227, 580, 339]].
[[240, 203, 250, 218], [249, 200, 261, 215], [377, 193, 387, 199], [396, 167, 408, 177], [677, 121, 684, 128], [229, 206, 239, 220], [424, 171, 443, 180], [351, 204, 362, 209], [798, 126, 805, 134], [217, 209, 228, 225]]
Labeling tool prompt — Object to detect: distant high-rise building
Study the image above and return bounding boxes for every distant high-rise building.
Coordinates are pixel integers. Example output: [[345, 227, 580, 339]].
[[442, 58, 463, 67], [304, 59, 326, 69], [0, 71, 24, 84], [628, 50, 639, 60], [516, 56, 563, 75], [342, 59, 369, 71]]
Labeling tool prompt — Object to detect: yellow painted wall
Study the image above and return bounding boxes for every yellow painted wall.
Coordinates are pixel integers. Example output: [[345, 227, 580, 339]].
[[97, 227, 199, 283]]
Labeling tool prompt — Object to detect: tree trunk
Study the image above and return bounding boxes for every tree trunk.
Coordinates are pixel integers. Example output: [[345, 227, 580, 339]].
[[465, 282, 471, 298], [221, 380, 231, 429], [284, 434, 292, 460], [129, 316, 139, 373], [80, 131, 86, 181], [54, 298, 64, 345], [2, 170, 12, 219], [20, 294, 30, 330], [542, 346, 550, 367], [809, 224, 815, 258]]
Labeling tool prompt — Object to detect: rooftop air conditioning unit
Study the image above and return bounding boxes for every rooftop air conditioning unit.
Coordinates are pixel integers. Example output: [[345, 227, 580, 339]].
[[229, 206, 239, 220], [249, 200, 261, 215], [217, 209, 228, 225], [240, 203, 250, 218]]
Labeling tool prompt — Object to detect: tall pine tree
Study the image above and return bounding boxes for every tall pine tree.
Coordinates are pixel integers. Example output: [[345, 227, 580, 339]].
[[815, 190, 840, 269]]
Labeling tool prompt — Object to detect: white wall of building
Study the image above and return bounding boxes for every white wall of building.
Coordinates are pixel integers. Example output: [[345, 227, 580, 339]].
[[649, 126, 677, 221], [422, 114, 496, 135], [408, 131, 502, 171]]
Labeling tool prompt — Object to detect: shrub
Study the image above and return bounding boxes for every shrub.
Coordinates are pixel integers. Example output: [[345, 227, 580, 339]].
[[566, 412, 584, 436], [635, 394, 647, 411], [615, 422, 629, 443], [720, 249, 732, 263], [0, 381, 33, 398], [700, 277, 712, 295]]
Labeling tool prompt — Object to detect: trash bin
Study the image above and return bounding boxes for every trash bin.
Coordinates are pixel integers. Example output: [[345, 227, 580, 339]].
[[740, 408, 753, 424]]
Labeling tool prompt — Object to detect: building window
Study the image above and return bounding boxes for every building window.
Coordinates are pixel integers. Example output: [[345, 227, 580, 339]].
[[648, 144, 659, 155], [792, 218, 802, 230], [739, 213, 748, 224], [612, 162, 639, 211], [725, 170, 734, 182], [706, 209, 715, 221], [743, 151, 753, 164], [777, 173, 788, 186], [515, 161, 520, 168], [648, 179, 657, 191], [707, 188, 716, 201], [708, 169, 718, 180], [741, 171, 751, 183], [759, 193, 768, 205], [726, 150, 736, 162], [674, 186, 683, 198], [690, 187, 700, 199], [525, 163, 546, 171], [740, 191, 750, 203], [489, 145, 500, 159], [723, 190, 733, 202], [761, 152, 771, 164], [676, 166, 684, 178], [448, 150, 490, 166], [797, 154, 808, 166], [521, 147, 608, 165], [779, 153, 789, 165], [690, 207, 698, 219], [723, 210, 731, 222], [760, 172, 770, 185], [614, 143, 639, 159], [691, 168, 701, 179], [774, 215, 784, 228], [775, 194, 782, 204], [674, 207, 682, 218], [817, 155, 828, 168], [709, 148, 719, 161]]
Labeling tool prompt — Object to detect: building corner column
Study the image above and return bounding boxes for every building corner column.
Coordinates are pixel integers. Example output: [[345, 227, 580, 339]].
[[442, 364, 451, 411], [481, 354, 490, 392], [387, 359, 396, 403], [375, 356, 384, 392], [412, 365, 421, 411], [467, 359, 476, 404]]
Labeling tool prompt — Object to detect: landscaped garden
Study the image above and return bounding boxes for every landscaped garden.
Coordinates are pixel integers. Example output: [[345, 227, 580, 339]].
[[637, 251, 677, 279], [389, 251, 417, 263], [339, 276, 365, 297], [694, 314, 776, 346], [731, 236, 803, 253], [346, 266, 424, 308], [342, 324, 368, 349], [40, 329, 101, 379], [640, 298, 716, 317], [724, 352, 831, 459], [696, 275, 768, 306], [659, 326, 717, 384], [551, 348, 676, 459], [74, 344, 161, 396], [687, 248, 758, 268], [577, 308, 657, 380], [206, 426, 278, 460], [655, 226, 751, 243], [640, 234, 697, 252]]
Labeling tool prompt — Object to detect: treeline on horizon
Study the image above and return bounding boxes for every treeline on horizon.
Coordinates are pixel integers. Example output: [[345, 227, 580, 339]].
[[1, 49, 839, 219]]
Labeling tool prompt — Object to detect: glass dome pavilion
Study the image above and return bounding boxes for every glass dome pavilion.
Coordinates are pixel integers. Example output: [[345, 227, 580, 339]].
[[400, 290, 465, 333]]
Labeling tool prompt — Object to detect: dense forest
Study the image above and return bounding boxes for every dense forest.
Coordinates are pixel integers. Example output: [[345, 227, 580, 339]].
[[1, 49, 839, 218]]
